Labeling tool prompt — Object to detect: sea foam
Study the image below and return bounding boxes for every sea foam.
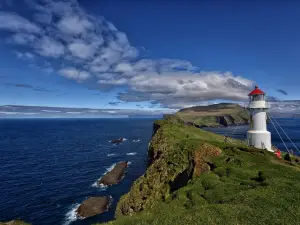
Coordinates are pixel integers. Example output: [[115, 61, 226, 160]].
[[91, 163, 116, 188], [126, 152, 137, 156], [63, 203, 80, 225]]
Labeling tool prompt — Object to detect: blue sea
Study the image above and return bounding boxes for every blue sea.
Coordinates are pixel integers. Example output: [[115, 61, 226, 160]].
[[1, 118, 300, 225], [204, 118, 300, 155], [0, 118, 154, 225]]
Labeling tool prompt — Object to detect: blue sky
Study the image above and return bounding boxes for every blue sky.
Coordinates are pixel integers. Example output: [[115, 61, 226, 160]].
[[0, 0, 299, 112]]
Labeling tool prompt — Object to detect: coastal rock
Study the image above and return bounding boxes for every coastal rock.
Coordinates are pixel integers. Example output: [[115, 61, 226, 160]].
[[193, 143, 222, 177], [76, 196, 111, 218], [115, 117, 224, 217], [98, 161, 128, 186], [110, 138, 124, 144]]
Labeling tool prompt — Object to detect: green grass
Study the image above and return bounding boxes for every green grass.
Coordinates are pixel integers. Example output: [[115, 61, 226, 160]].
[[100, 115, 300, 225], [176, 103, 249, 127]]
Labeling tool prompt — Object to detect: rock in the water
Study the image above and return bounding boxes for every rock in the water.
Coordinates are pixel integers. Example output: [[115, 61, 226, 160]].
[[99, 161, 128, 186], [110, 138, 124, 144], [76, 196, 111, 218]]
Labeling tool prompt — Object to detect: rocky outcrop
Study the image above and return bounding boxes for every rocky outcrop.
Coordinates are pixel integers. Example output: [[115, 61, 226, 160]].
[[110, 138, 124, 144], [192, 143, 222, 177], [206, 115, 250, 127], [98, 161, 128, 186], [115, 118, 223, 218], [76, 196, 111, 218]]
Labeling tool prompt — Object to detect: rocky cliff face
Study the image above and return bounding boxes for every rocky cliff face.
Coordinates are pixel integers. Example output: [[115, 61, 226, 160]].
[[105, 115, 300, 225], [115, 116, 223, 218]]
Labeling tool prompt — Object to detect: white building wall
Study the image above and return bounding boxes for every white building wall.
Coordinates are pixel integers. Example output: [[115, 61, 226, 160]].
[[247, 131, 272, 151], [247, 99, 273, 152], [252, 111, 267, 131]]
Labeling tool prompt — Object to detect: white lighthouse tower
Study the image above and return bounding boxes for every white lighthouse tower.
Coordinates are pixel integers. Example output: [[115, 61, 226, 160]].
[[247, 85, 273, 152]]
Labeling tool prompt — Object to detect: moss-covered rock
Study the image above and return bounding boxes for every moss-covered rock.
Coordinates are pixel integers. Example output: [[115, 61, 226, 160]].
[[116, 116, 227, 218], [193, 143, 222, 177]]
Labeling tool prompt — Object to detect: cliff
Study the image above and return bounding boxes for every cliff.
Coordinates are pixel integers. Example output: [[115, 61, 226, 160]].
[[102, 115, 300, 225], [176, 103, 249, 127]]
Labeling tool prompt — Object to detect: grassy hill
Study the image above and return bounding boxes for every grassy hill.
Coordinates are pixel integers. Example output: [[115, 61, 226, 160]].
[[176, 103, 249, 127], [102, 115, 300, 225]]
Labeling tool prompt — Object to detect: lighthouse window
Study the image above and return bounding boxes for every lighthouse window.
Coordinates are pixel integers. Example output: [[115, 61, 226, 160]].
[[252, 95, 264, 101]]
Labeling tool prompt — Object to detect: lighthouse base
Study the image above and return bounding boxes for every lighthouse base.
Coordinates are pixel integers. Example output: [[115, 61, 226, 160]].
[[247, 130, 273, 152]]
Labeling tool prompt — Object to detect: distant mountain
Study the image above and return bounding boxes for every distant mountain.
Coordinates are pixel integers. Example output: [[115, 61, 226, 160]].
[[176, 103, 249, 127]]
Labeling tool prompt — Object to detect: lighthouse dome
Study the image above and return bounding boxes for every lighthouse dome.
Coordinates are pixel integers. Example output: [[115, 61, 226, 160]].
[[248, 85, 265, 96]]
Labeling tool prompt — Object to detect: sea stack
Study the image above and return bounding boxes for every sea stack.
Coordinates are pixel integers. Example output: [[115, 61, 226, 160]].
[[76, 196, 111, 218], [246, 85, 272, 151], [110, 138, 124, 144], [98, 161, 128, 186]]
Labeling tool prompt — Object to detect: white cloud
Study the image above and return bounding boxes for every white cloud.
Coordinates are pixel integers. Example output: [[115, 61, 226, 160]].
[[10, 33, 37, 45], [36, 36, 65, 57], [68, 41, 95, 59], [59, 67, 90, 81], [0, 12, 41, 33], [57, 15, 93, 35], [115, 32, 129, 46], [66, 111, 82, 114], [132, 59, 156, 72], [99, 48, 123, 65], [41, 110, 61, 113], [15, 52, 35, 60], [0, 0, 257, 109], [0, 111, 18, 115], [116, 71, 254, 108], [114, 63, 133, 73], [90, 65, 110, 73]]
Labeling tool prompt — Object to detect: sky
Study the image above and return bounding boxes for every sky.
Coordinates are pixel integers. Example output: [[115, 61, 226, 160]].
[[0, 0, 299, 116]]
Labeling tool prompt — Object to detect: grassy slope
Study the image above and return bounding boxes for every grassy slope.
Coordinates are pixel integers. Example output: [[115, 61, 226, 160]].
[[102, 116, 300, 225], [176, 103, 249, 127]]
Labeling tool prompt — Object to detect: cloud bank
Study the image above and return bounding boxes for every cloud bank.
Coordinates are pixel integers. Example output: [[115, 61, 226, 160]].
[[0, 0, 255, 109], [0, 105, 175, 118]]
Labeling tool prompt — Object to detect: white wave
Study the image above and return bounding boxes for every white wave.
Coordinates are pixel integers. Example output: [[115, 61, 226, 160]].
[[91, 181, 108, 189], [63, 203, 80, 225], [128, 161, 132, 165], [105, 163, 117, 172], [107, 153, 116, 156], [126, 152, 137, 156], [91, 163, 116, 188], [132, 139, 140, 143]]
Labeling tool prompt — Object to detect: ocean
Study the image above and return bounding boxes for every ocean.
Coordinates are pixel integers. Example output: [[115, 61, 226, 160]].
[[0, 118, 154, 225], [1, 118, 300, 225], [204, 118, 300, 155]]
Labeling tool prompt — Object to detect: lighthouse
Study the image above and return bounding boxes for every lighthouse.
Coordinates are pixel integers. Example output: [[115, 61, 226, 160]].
[[247, 85, 273, 152]]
